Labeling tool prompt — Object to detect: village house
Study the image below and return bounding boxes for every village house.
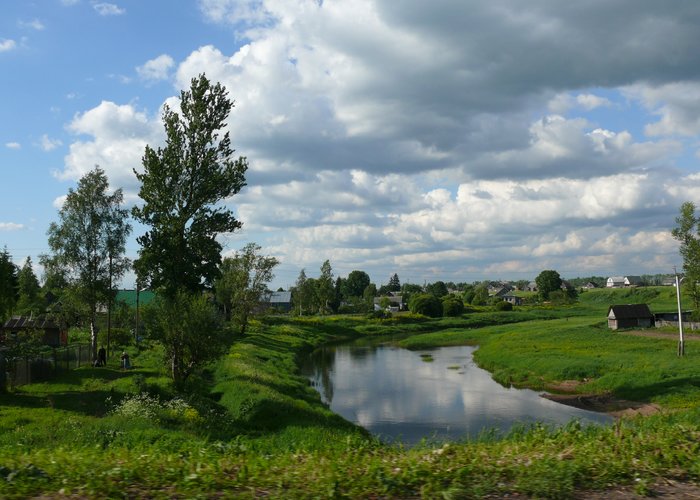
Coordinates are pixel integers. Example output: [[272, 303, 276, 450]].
[[261, 290, 293, 313], [607, 304, 654, 330], [0, 315, 67, 347], [606, 276, 644, 288]]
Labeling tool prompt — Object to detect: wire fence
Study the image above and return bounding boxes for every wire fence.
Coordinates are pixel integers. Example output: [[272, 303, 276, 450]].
[[0, 343, 92, 389]]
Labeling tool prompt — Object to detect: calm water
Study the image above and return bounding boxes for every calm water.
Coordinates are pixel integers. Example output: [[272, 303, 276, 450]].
[[301, 340, 613, 445]]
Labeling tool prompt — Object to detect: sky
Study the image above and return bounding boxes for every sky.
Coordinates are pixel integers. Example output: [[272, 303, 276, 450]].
[[2, 0, 700, 290]]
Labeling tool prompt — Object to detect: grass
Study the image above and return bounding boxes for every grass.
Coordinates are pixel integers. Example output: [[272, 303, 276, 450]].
[[2, 287, 700, 497]]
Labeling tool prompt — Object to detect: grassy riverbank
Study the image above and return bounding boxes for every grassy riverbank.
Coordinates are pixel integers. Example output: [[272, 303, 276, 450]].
[[2, 288, 700, 497]]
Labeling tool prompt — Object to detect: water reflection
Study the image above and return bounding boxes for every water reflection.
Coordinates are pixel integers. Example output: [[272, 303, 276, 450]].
[[302, 342, 612, 445]]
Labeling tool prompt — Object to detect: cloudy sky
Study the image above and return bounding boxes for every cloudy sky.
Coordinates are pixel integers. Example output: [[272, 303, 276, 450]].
[[2, 0, 700, 289]]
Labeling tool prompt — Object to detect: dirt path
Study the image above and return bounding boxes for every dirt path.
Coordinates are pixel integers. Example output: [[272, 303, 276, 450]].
[[617, 329, 700, 341]]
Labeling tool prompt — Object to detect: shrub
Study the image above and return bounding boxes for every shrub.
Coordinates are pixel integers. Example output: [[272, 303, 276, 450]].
[[442, 296, 465, 316], [494, 301, 513, 311], [408, 294, 442, 317]]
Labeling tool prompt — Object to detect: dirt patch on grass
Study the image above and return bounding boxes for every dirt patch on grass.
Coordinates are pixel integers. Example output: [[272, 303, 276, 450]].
[[543, 392, 662, 418], [543, 379, 661, 418]]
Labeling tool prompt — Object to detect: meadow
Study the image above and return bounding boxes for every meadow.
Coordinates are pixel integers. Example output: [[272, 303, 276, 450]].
[[1, 286, 700, 497]]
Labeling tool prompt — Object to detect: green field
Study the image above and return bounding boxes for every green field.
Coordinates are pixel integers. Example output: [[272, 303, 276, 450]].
[[2, 287, 700, 497]]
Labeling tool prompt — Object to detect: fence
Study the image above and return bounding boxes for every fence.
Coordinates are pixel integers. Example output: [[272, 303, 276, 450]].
[[1, 343, 92, 388], [655, 320, 700, 331]]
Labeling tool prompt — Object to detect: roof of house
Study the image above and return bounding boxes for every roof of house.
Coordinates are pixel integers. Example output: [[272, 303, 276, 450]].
[[607, 276, 625, 282], [115, 289, 156, 307], [265, 291, 292, 303], [2, 315, 63, 330], [607, 304, 653, 320]]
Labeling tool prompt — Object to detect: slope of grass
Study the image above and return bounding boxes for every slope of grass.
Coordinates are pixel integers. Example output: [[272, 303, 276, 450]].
[[3, 303, 700, 497]]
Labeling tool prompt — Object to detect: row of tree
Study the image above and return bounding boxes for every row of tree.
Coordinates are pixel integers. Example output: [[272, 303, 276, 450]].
[[0, 251, 43, 321]]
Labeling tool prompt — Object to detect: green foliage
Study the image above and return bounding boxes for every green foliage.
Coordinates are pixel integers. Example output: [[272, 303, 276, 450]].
[[342, 270, 371, 298], [15, 257, 42, 315], [316, 260, 334, 314], [388, 273, 401, 292], [0, 247, 18, 322], [132, 74, 247, 297], [143, 292, 231, 387], [215, 243, 278, 334], [45, 166, 131, 358], [672, 201, 700, 309], [408, 293, 442, 317], [494, 300, 513, 311], [535, 269, 563, 300], [7, 313, 700, 497], [549, 289, 575, 305], [425, 280, 448, 298], [441, 295, 465, 316]]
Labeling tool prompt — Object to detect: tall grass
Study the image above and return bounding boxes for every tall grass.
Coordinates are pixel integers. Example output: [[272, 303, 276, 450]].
[[2, 290, 700, 497]]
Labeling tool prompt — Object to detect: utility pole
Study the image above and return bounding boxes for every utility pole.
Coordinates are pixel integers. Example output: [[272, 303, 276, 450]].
[[675, 267, 685, 356]]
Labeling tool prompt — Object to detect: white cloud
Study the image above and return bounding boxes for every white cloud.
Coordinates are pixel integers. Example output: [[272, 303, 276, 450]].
[[198, 0, 275, 27], [576, 93, 612, 110], [0, 39, 17, 52], [19, 19, 45, 31], [136, 54, 174, 82], [40, 134, 63, 152], [60, 1, 700, 284], [5, 142, 21, 149], [93, 3, 125, 16], [61, 0, 80, 5], [625, 83, 700, 137], [60, 101, 163, 196], [0, 222, 24, 231], [548, 93, 612, 114]]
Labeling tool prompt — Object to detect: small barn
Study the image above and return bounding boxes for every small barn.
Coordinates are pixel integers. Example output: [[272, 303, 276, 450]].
[[0, 315, 67, 347], [262, 291, 293, 313], [607, 304, 654, 330]]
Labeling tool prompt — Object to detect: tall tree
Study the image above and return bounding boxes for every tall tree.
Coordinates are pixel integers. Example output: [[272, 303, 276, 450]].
[[132, 74, 248, 298], [144, 292, 229, 388], [132, 74, 247, 384], [215, 243, 278, 335], [388, 273, 401, 292], [672, 201, 700, 309], [535, 270, 563, 301], [317, 260, 334, 314], [46, 166, 131, 359], [292, 268, 309, 316], [15, 257, 41, 315], [342, 270, 370, 298], [0, 247, 18, 322]]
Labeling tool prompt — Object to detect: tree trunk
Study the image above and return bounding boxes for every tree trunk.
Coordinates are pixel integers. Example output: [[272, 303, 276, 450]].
[[90, 318, 98, 361]]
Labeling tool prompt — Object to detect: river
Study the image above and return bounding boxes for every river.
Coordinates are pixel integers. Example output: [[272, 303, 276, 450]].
[[301, 339, 613, 445]]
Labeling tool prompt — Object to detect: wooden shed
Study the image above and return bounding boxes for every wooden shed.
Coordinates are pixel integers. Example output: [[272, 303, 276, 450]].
[[607, 304, 654, 330], [0, 315, 67, 347]]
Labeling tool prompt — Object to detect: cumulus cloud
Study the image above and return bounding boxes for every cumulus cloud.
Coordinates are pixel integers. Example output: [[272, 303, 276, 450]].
[[0, 222, 24, 231], [19, 19, 45, 31], [60, 101, 163, 197], [0, 39, 17, 52], [40, 134, 62, 152], [93, 3, 125, 16], [136, 54, 174, 82], [60, 0, 700, 283], [548, 93, 613, 114], [5, 142, 21, 149], [625, 82, 700, 137]]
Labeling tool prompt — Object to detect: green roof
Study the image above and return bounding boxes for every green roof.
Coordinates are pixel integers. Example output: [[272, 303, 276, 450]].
[[115, 289, 156, 307]]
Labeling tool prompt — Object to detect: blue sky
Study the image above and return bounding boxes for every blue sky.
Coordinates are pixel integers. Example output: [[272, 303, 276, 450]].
[[2, 1, 700, 290]]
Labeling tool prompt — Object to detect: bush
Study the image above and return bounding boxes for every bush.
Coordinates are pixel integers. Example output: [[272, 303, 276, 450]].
[[494, 301, 513, 311], [408, 294, 442, 317], [442, 296, 465, 316], [367, 310, 392, 319]]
